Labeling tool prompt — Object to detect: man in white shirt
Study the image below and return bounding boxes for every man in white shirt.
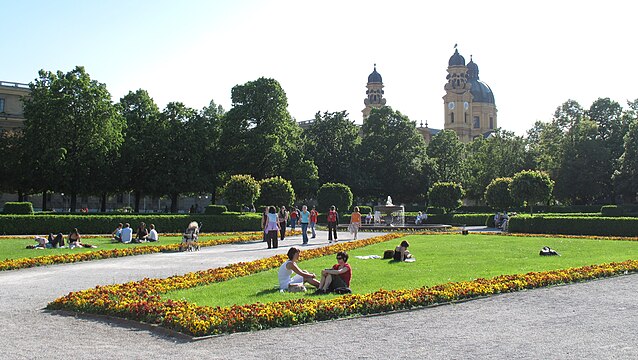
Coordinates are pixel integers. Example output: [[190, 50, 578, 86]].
[[121, 223, 133, 244], [148, 224, 159, 242]]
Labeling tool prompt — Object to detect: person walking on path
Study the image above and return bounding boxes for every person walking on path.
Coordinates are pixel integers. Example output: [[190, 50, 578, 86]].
[[350, 206, 361, 240], [278, 206, 289, 241], [290, 207, 299, 230], [327, 205, 339, 243], [299, 205, 310, 245], [265, 206, 280, 249], [310, 206, 318, 239]]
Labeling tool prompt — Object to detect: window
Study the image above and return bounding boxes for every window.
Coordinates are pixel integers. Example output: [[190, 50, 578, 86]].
[[464, 113, 468, 123], [450, 112, 455, 123], [0, 98, 5, 112], [473, 116, 480, 129], [489, 117, 494, 129]]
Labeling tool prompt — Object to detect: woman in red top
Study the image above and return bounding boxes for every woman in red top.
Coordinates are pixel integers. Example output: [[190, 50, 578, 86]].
[[310, 206, 318, 239], [316, 251, 352, 294]]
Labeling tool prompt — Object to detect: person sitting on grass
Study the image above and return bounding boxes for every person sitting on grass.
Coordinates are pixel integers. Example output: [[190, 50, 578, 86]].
[[33, 236, 48, 249], [134, 222, 148, 243], [148, 224, 159, 242], [48, 232, 65, 248], [68, 228, 82, 249], [316, 251, 352, 294], [111, 223, 123, 243], [393, 240, 412, 261], [278, 247, 320, 292], [121, 223, 133, 244]]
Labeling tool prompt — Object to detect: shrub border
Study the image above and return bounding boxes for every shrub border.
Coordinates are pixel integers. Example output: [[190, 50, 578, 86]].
[[47, 232, 638, 337]]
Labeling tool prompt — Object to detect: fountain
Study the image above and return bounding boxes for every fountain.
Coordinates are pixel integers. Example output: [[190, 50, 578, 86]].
[[373, 196, 405, 226]]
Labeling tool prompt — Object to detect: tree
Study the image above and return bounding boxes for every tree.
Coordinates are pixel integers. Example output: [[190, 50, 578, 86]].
[[526, 120, 564, 180], [553, 99, 584, 131], [464, 129, 532, 202], [221, 175, 260, 212], [554, 120, 610, 204], [219, 77, 304, 180], [286, 159, 318, 201], [427, 182, 465, 214], [258, 176, 295, 207], [360, 107, 432, 203], [303, 111, 360, 186], [22, 66, 125, 212], [484, 177, 519, 210], [316, 183, 353, 213], [615, 118, 638, 202], [426, 129, 465, 183], [0, 130, 28, 200], [156, 102, 207, 212], [510, 170, 554, 214], [118, 89, 162, 212], [200, 99, 224, 203]]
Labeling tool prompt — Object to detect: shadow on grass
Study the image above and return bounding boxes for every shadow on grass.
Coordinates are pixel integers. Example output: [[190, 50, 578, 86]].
[[254, 287, 281, 296]]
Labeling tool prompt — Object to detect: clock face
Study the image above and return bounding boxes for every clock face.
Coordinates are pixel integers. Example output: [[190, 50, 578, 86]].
[[448, 102, 455, 110]]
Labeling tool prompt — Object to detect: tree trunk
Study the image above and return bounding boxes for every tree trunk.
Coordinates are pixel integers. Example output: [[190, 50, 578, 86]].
[[18, 191, 24, 202], [70, 192, 77, 213], [170, 193, 179, 213], [134, 190, 141, 213], [42, 190, 48, 211], [100, 193, 107, 213]]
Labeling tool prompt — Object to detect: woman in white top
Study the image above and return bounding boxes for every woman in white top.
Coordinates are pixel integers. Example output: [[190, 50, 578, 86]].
[[278, 247, 320, 291]]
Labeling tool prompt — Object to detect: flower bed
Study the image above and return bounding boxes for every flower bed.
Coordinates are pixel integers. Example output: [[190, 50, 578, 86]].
[[47, 232, 638, 336], [1, 230, 300, 271]]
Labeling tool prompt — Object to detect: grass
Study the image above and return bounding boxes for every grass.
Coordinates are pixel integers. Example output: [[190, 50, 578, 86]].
[[164, 233, 638, 307], [0, 233, 242, 261]]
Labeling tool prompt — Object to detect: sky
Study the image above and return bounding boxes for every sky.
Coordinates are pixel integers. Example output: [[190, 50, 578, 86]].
[[2, 0, 637, 136]]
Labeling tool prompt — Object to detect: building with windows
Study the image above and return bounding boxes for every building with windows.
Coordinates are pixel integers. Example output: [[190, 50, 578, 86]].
[[442, 47, 497, 143], [0, 81, 30, 132]]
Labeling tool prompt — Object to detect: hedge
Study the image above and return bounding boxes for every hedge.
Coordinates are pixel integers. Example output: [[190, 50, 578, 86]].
[[508, 215, 638, 237], [2, 202, 34, 215], [0, 213, 262, 235], [204, 205, 228, 215]]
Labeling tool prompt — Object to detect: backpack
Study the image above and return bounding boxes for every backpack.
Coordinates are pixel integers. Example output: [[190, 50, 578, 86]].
[[327, 211, 337, 222], [383, 249, 395, 259]]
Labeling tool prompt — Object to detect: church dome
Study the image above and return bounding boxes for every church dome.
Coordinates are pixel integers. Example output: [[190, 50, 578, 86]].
[[368, 65, 383, 83], [466, 57, 495, 104], [448, 48, 465, 66]]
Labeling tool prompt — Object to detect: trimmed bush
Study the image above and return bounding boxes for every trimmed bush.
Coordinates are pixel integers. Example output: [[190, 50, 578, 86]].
[[221, 175, 260, 210], [2, 202, 34, 215], [508, 215, 638, 237], [316, 183, 353, 213], [601, 205, 623, 217], [204, 205, 228, 215], [258, 176, 295, 208], [0, 213, 262, 235], [428, 182, 464, 213]]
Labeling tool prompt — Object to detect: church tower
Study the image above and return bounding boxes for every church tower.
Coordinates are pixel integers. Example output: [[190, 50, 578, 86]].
[[362, 64, 386, 120], [443, 46, 497, 143]]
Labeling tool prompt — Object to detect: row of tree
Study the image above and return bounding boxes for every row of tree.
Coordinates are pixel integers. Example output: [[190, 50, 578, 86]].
[[0, 66, 636, 212]]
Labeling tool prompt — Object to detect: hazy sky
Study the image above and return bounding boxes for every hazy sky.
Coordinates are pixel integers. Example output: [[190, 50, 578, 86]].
[[2, 0, 636, 135]]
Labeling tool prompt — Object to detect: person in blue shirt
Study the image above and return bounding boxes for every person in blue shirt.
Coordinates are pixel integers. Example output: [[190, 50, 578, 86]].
[[299, 205, 311, 245]]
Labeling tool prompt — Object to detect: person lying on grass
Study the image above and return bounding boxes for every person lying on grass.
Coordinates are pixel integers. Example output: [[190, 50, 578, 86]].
[[278, 247, 320, 292], [316, 251, 352, 294]]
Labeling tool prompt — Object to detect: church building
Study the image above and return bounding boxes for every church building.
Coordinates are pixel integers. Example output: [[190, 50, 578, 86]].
[[361, 46, 497, 144]]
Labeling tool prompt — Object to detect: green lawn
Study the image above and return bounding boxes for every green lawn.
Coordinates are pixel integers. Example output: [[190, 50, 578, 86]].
[[0, 234, 239, 261], [164, 234, 638, 307]]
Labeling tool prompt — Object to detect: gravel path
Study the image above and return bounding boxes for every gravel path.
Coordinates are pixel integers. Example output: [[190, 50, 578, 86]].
[[1, 230, 636, 359]]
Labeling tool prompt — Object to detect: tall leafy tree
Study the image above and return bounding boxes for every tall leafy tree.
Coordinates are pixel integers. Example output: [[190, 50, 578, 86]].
[[0, 130, 29, 200], [200, 99, 225, 203], [156, 102, 204, 212], [426, 129, 465, 183], [22, 66, 125, 211], [118, 89, 162, 212], [464, 130, 531, 202], [303, 111, 360, 186], [219, 77, 305, 181], [526, 120, 564, 180], [615, 118, 638, 202], [360, 107, 432, 203]]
